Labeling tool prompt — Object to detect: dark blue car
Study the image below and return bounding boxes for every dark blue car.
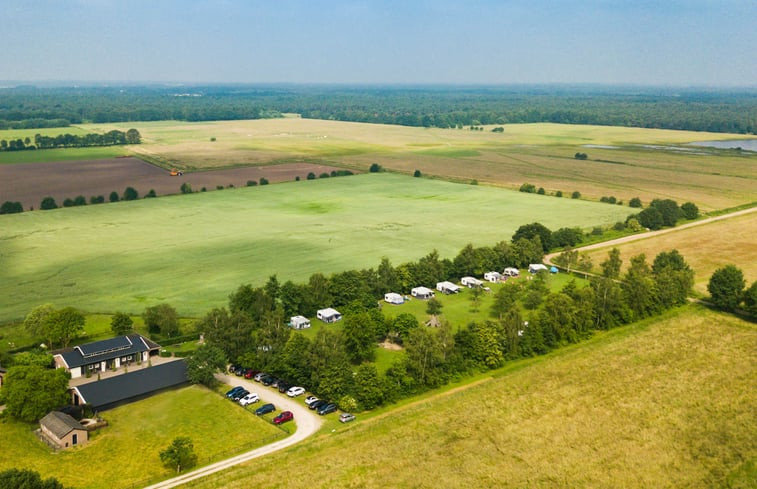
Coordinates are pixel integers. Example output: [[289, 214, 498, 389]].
[[255, 403, 276, 416], [225, 386, 245, 398]]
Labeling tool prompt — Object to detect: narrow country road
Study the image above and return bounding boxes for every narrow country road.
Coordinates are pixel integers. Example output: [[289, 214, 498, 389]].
[[545, 206, 757, 266], [144, 373, 323, 489]]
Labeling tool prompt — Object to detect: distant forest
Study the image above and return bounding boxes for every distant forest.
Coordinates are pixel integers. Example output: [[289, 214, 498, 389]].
[[1, 85, 755, 134]]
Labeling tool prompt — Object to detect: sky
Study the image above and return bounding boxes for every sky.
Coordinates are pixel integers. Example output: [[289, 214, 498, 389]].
[[1, 0, 755, 86]]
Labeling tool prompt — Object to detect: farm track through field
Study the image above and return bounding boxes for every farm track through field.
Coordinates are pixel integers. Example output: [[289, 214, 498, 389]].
[[545, 206, 757, 267], [144, 373, 323, 489]]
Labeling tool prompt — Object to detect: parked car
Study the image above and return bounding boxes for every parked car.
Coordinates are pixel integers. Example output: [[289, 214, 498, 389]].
[[225, 386, 245, 398], [304, 396, 319, 406], [228, 364, 238, 373], [261, 375, 275, 386], [339, 413, 356, 423], [287, 386, 305, 397], [232, 389, 249, 401], [234, 366, 245, 376], [253, 372, 266, 382], [309, 399, 328, 411], [244, 369, 260, 379], [239, 393, 259, 406], [255, 403, 275, 416], [317, 403, 337, 416], [273, 411, 294, 425]]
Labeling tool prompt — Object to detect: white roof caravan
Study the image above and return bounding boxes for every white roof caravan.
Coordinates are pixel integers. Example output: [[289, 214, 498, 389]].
[[411, 286, 435, 299], [289, 315, 311, 330], [384, 292, 404, 305], [316, 308, 342, 323], [461, 276, 484, 288], [503, 267, 520, 277], [436, 281, 461, 294], [484, 271, 502, 282], [528, 264, 549, 274]]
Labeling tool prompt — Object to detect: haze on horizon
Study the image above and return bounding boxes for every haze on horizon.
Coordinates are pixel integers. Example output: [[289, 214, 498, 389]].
[[1, 0, 755, 87]]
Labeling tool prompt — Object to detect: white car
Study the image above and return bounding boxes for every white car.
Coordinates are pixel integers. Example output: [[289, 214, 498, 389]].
[[286, 386, 306, 397], [239, 393, 260, 406], [304, 396, 319, 406]]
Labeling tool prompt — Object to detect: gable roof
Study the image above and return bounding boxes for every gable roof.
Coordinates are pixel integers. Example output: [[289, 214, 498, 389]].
[[57, 334, 159, 368], [74, 360, 188, 410], [40, 411, 84, 439]]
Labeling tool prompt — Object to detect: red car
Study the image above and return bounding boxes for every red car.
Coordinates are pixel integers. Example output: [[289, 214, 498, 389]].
[[244, 369, 260, 379], [273, 411, 294, 425]]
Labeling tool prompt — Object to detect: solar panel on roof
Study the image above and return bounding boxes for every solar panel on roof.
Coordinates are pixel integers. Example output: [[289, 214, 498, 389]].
[[77, 336, 133, 357]]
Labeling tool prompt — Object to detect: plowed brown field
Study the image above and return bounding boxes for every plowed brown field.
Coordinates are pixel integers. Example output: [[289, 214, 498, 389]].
[[0, 157, 346, 209]]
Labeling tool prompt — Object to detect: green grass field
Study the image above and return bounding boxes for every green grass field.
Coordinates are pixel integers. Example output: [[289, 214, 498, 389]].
[[184, 305, 757, 489], [0, 384, 285, 489], [0, 173, 630, 323]]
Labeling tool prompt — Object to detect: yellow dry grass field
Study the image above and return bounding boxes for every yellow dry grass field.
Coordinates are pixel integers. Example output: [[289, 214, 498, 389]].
[[584, 212, 757, 294], [81, 119, 757, 211], [184, 305, 757, 489]]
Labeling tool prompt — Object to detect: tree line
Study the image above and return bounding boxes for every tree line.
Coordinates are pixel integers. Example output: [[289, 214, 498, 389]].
[[0, 85, 754, 133], [0, 129, 140, 152]]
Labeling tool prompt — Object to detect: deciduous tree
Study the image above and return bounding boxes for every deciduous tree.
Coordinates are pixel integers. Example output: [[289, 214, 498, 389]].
[[186, 344, 227, 386], [1, 366, 70, 422], [707, 265, 745, 312], [160, 437, 197, 474], [110, 312, 134, 335]]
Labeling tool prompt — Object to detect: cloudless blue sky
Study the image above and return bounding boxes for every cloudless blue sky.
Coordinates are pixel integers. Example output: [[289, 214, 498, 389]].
[[1, 0, 755, 86]]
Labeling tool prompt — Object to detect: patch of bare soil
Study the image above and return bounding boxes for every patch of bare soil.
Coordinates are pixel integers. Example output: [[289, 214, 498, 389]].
[[0, 158, 352, 209], [379, 340, 404, 351]]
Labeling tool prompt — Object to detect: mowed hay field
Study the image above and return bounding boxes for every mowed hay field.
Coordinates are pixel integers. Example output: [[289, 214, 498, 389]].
[[0, 385, 285, 489], [185, 305, 757, 489], [85, 118, 757, 211], [0, 173, 630, 322], [583, 211, 757, 294]]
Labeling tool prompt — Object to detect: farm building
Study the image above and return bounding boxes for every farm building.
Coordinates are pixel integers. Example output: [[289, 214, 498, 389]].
[[384, 293, 404, 305], [503, 267, 520, 277], [528, 264, 549, 274], [484, 271, 502, 282], [71, 359, 188, 411], [317, 308, 342, 323], [39, 411, 88, 449], [411, 286, 435, 299], [289, 315, 311, 330], [54, 334, 161, 379], [436, 281, 461, 294], [461, 276, 484, 288]]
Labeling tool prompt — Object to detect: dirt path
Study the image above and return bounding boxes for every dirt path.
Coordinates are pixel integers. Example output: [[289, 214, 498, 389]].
[[545, 206, 757, 267], [144, 373, 323, 489]]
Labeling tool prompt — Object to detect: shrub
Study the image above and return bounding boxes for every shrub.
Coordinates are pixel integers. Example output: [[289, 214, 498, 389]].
[[295, 176, 300, 181], [629, 197, 642, 208], [109, 191, 119, 203], [491, 126, 504, 133], [519, 183, 536, 193], [180, 183, 192, 194], [145, 189, 157, 198], [73, 195, 86, 206], [0, 201, 23, 214], [574, 152, 588, 160], [555, 190, 563, 197], [259, 177, 269, 185], [63, 198, 74, 207], [216, 185, 224, 190], [591, 226, 604, 236], [247, 180, 257, 186], [600, 196, 617, 204], [201, 187, 207, 192], [330, 170, 337, 177], [681, 202, 699, 219], [40, 196, 58, 210], [210, 137, 216, 142], [414, 169, 422, 177], [613, 221, 626, 231], [369, 163, 382, 173], [319, 173, 330, 178], [537, 187, 545, 195], [90, 195, 105, 204], [123, 187, 139, 201], [307, 172, 316, 180], [571, 191, 581, 199], [227, 184, 234, 188]]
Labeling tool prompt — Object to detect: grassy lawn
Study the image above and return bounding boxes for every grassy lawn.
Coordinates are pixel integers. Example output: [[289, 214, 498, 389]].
[[78, 118, 757, 211], [184, 305, 757, 489], [0, 173, 628, 323], [0, 146, 127, 164], [0, 384, 286, 489], [583, 212, 757, 294]]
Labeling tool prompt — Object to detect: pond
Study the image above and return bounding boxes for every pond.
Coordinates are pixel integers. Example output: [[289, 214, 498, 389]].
[[688, 139, 757, 151]]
